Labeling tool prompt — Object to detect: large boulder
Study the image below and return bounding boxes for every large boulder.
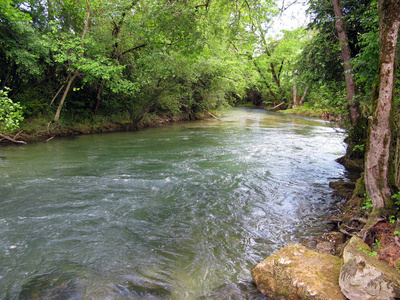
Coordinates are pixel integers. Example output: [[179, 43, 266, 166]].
[[339, 236, 400, 300], [251, 243, 345, 299]]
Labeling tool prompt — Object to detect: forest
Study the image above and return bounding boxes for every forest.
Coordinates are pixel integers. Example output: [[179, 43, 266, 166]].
[[1, 0, 400, 274]]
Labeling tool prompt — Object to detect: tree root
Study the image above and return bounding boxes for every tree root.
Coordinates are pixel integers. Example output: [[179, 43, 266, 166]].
[[358, 214, 385, 242], [351, 217, 368, 224], [395, 236, 400, 248], [333, 214, 380, 240], [339, 227, 356, 237], [328, 216, 367, 225]]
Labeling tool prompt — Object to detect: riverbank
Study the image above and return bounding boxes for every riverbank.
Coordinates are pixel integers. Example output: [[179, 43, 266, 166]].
[[280, 105, 345, 122], [251, 156, 400, 299], [327, 173, 400, 270], [1, 105, 344, 145], [0, 112, 207, 145]]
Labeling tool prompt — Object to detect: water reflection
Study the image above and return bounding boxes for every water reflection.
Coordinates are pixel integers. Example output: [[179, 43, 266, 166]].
[[0, 108, 346, 299]]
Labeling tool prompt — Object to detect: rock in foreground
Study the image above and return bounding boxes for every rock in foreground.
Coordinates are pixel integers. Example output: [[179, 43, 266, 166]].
[[339, 236, 400, 300], [251, 243, 345, 299]]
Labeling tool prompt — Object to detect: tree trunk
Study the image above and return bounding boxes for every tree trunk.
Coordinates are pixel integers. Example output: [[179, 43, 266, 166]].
[[299, 85, 309, 106], [53, 0, 91, 122], [365, 0, 400, 210], [293, 70, 299, 107], [50, 73, 71, 106], [332, 0, 360, 127], [54, 70, 78, 122], [270, 59, 284, 89], [94, 79, 104, 115], [395, 135, 400, 189], [252, 60, 279, 105]]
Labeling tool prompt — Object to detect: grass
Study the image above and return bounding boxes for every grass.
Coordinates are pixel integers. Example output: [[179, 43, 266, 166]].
[[282, 105, 343, 119]]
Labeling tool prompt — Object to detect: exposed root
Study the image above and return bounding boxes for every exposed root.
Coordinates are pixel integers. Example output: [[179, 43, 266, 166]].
[[395, 236, 400, 248], [351, 217, 368, 224], [339, 227, 355, 237], [358, 216, 385, 242]]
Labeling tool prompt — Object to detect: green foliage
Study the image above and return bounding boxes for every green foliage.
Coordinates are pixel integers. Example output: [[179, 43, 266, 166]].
[[352, 0, 379, 95], [0, 0, 311, 124], [0, 0, 32, 23], [390, 193, 400, 219], [353, 144, 365, 152], [298, 0, 377, 118], [372, 238, 381, 250], [358, 246, 378, 257], [392, 192, 400, 205], [0, 86, 24, 133], [353, 144, 365, 156], [282, 104, 341, 119], [360, 195, 374, 211], [297, 30, 343, 84], [253, 28, 308, 105], [300, 81, 347, 113], [369, 250, 378, 257]]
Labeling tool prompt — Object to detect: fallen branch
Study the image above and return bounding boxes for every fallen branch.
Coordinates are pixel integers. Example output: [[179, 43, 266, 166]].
[[270, 101, 285, 110], [206, 110, 221, 121], [13, 131, 22, 140], [0, 132, 27, 144], [46, 136, 55, 142]]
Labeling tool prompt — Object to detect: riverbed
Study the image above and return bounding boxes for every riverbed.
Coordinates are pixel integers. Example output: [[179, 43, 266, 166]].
[[0, 107, 347, 299]]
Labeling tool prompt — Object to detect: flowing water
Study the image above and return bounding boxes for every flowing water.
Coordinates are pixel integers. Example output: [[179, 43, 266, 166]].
[[0, 108, 347, 299]]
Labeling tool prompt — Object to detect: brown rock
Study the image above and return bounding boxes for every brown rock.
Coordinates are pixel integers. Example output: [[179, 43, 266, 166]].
[[315, 241, 335, 255], [301, 232, 345, 256]]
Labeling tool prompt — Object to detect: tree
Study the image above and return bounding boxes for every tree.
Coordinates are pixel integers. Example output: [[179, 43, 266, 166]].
[[0, 86, 25, 144], [332, 0, 360, 127], [0, 0, 282, 125], [364, 0, 400, 210], [351, 0, 380, 95], [53, 0, 91, 122], [252, 29, 307, 106], [300, 0, 375, 112]]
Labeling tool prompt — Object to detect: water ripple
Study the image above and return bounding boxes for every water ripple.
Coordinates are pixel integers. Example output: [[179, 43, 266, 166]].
[[0, 108, 346, 299]]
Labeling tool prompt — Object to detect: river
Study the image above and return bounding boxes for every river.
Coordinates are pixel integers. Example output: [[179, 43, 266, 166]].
[[0, 107, 347, 299]]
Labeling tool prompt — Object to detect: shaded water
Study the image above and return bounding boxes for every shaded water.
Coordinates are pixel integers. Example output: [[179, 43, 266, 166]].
[[0, 108, 347, 299]]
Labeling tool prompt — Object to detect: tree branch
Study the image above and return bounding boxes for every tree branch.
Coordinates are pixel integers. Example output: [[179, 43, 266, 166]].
[[195, 0, 210, 10], [0, 132, 26, 144], [121, 44, 147, 56]]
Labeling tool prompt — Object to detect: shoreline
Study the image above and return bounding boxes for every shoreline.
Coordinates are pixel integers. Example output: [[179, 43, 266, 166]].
[[1, 106, 343, 146], [0, 113, 206, 145]]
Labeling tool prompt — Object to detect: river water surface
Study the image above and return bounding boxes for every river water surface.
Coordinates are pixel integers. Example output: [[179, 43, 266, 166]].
[[0, 108, 347, 299]]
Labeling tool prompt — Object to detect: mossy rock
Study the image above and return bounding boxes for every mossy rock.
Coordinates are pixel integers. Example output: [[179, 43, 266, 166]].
[[252, 243, 345, 299], [340, 236, 400, 300], [329, 180, 356, 198], [336, 156, 364, 174]]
